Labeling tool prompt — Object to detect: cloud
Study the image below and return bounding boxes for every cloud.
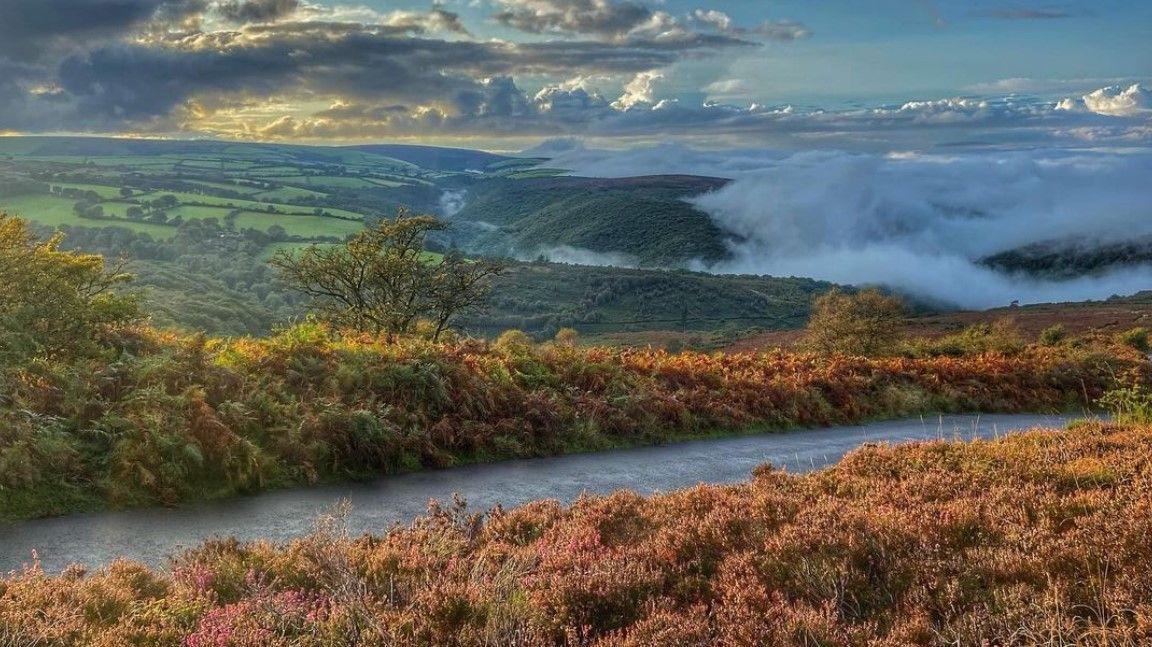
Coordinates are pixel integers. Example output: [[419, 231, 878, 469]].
[[493, 0, 656, 39], [747, 20, 811, 41], [687, 148, 1152, 308], [28, 19, 733, 132], [524, 144, 1152, 307], [0, 0, 1144, 150], [611, 71, 664, 110], [689, 9, 811, 41], [491, 0, 802, 47], [214, 0, 298, 23], [0, 0, 201, 61], [1057, 84, 1151, 117]]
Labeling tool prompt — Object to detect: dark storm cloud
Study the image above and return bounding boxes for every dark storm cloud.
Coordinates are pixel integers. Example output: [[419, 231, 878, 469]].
[[493, 0, 655, 38], [0, 0, 783, 137], [215, 0, 299, 23], [38, 16, 751, 129], [0, 0, 201, 60]]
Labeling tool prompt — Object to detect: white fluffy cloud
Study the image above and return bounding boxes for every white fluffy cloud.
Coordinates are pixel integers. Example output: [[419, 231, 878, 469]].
[[1058, 84, 1151, 117]]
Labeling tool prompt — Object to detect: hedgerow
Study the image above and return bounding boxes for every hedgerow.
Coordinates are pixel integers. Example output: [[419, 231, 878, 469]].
[[0, 322, 1140, 519]]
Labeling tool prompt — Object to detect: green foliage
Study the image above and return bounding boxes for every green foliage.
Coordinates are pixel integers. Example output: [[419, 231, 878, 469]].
[[1038, 323, 1067, 346], [0, 215, 139, 361], [454, 176, 731, 266], [802, 288, 907, 356], [1099, 378, 1152, 424], [1117, 326, 1150, 352], [983, 234, 1152, 279], [908, 318, 1026, 357], [270, 210, 503, 340]]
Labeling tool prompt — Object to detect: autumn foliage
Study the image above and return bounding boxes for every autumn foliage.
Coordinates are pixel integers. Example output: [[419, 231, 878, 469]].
[[0, 320, 1142, 519], [3, 420, 1151, 645]]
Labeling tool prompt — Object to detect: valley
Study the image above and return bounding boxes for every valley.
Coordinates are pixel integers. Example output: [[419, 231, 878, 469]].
[[2, 0, 1150, 641]]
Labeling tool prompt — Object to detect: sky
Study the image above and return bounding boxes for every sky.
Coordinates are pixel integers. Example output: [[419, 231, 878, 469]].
[[0, 0, 1149, 150]]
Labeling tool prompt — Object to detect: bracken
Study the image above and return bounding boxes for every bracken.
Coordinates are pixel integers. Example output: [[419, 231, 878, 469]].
[[1, 421, 1150, 645], [0, 322, 1141, 519]]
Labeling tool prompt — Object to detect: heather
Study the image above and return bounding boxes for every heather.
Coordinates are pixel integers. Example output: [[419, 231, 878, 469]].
[[3, 420, 1150, 645], [2, 321, 1137, 521]]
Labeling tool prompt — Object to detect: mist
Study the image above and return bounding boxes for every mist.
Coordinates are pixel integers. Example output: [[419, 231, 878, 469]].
[[524, 246, 640, 268], [543, 143, 1152, 308]]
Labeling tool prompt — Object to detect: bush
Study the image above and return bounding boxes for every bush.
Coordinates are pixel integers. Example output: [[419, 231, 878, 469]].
[[910, 318, 1025, 357], [1118, 327, 1150, 353], [1038, 323, 1067, 346], [1099, 379, 1152, 424], [802, 288, 906, 357]]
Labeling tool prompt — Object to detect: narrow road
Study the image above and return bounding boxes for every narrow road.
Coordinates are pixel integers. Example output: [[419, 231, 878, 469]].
[[0, 413, 1078, 573]]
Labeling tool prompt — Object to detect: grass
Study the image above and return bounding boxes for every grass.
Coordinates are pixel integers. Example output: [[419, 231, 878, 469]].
[[250, 186, 329, 201], [49, 182, 128, 199], [0, 194, 173, 236], [232, 211, 363, 238], [267, 175, 382, 189], [168, 204, 235, 221]]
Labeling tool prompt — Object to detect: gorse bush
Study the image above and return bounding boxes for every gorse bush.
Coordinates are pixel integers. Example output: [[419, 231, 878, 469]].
[[3, 421, 1150, 645], [0, 322, 1141, 520]]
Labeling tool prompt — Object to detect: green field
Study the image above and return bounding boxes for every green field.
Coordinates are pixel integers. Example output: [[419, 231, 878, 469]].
[[50, 182, 131, 199], [0, 194, 173, 236], [266, 175, 383, 189], [250, 186, 329, 200], [232, 211, 363, 238]]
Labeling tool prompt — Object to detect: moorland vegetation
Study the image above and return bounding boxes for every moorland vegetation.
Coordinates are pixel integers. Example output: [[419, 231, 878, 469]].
[[0, 213, 1145, 521], [2, 416, 1150, 645]]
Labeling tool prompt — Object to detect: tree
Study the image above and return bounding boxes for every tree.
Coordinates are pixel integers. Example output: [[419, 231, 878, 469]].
[[119, 187, 133, 198], [802, 288, 906, 356], [270, 209, 503, 341], [0, 214, 139, 361], [126, 205, 144, 220]]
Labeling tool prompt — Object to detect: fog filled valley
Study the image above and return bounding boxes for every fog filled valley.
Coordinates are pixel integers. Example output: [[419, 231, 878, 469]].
[[2, 0, 1152, 643], [448, 144, 1152, 309]]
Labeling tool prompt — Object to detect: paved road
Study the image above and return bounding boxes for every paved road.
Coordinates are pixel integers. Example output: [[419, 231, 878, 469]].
[[0, 413, 1079, 573]]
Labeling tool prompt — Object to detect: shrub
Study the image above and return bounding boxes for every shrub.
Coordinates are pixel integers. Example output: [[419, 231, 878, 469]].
[[1038, 323, 1067, 346], [1099, 379, 1152, 424], [912, 317, 1025, 357], [802, 288, 906, 357], [1118, 326, 1150, 353]]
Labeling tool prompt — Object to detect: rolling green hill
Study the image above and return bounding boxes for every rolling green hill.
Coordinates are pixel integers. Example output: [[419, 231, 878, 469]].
[[450, 175, 732, 266], [0, 135, 830, 342], [983, 235, 1152, 278]]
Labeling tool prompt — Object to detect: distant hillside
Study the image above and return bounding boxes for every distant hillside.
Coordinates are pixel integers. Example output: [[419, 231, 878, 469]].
[[451, 175, 732, 266], [464, 261, 831, 339], [346, 144, 516, 172], [982, 235, 1152, 278]]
